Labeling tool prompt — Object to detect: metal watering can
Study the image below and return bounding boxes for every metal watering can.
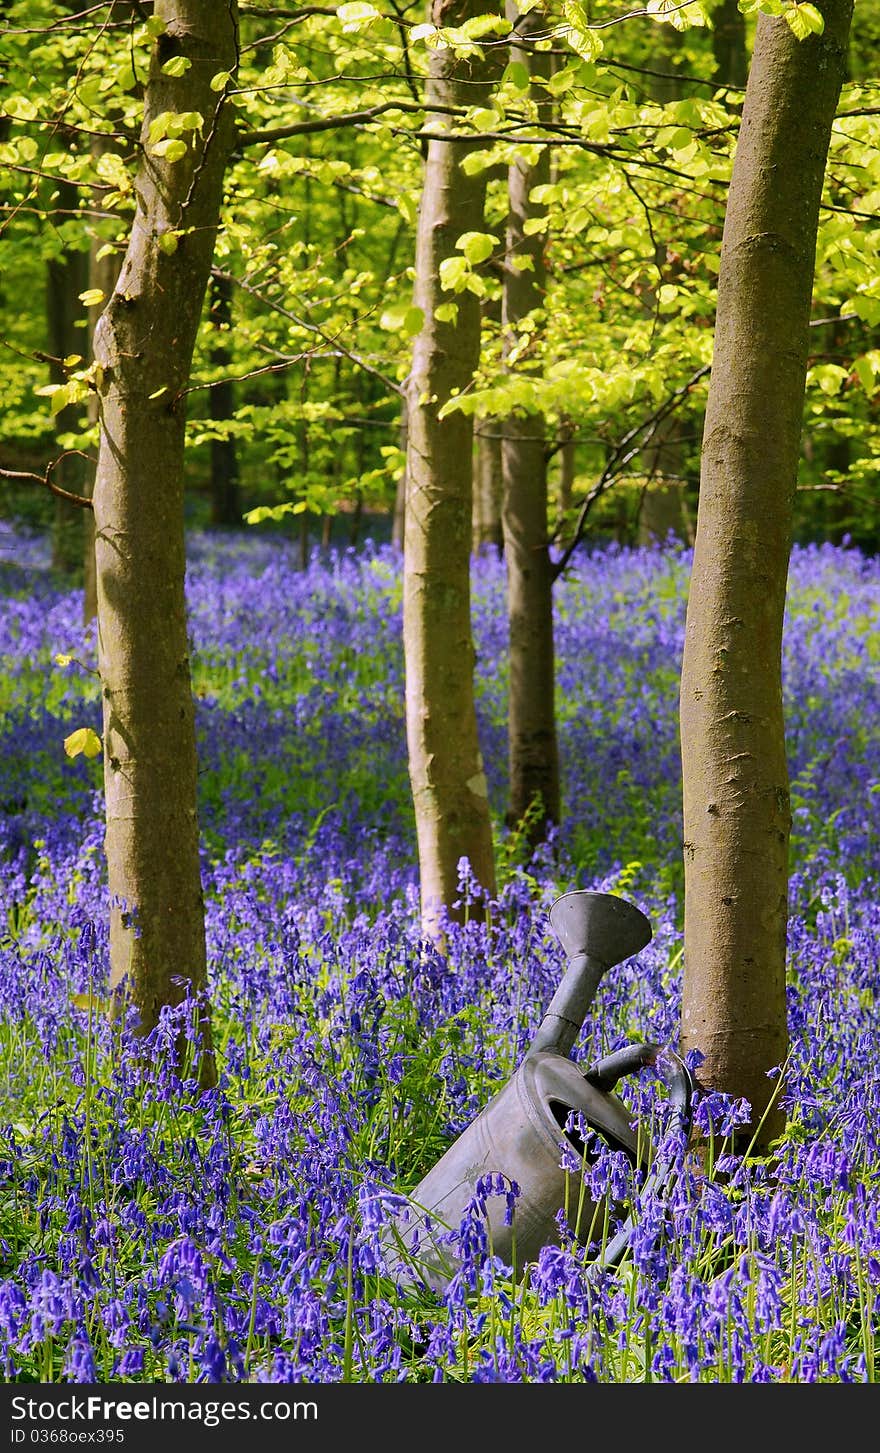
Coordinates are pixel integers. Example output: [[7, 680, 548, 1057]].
[[384, 890, 693, 1293]]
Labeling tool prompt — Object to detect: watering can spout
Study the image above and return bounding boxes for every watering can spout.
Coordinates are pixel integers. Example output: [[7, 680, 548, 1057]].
[[529, 890, 652, 1058]]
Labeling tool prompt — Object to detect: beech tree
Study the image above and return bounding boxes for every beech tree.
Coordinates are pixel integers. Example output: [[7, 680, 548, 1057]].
[[679, 0, 853, 1146], [92, 0, 239, 1082], [403, 1, 502, 930], [500, 4, 560, 842]]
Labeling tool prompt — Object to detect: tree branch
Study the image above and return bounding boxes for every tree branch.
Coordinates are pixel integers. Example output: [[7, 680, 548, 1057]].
[[210, 267, 402, 396], [0, 453, 96, 510], [550, 363, 710, 581]]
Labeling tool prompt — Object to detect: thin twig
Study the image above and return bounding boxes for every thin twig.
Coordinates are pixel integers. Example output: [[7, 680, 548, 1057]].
[[551, 363, 710, 581], [0, 454, 96, 510]]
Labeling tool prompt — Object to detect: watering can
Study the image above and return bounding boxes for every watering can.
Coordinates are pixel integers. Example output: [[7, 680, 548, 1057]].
[[384, 890, 693, 1293]]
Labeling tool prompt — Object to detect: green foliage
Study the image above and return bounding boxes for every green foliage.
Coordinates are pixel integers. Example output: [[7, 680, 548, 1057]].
[[0, 2, 877, 543]]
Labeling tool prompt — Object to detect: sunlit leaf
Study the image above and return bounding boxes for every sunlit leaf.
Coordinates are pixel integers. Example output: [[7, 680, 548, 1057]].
[[63, 727, 102, 759]]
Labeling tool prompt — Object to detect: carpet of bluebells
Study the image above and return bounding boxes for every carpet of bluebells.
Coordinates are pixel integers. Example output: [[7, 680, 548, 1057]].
[[0, 520, 878, 1384]]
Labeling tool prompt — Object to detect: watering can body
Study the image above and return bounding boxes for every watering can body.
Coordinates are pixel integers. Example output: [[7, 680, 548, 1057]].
[[384, 890, 679, 1293], [388, 1047, 643, 1292]]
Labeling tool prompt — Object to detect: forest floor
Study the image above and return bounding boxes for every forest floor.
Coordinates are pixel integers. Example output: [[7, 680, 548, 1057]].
[[0, 528, 878, 1381]]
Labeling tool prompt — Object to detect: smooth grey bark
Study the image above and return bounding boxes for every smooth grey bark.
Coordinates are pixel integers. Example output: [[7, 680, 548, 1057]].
[[392, 399, 407, 550], [81, 0, 135, 625], [500, 4, 559, 846], [92, 0, 239, 1085], [84, 226, 122, 625], [679, 2, 852, 1146], [404, 0, 501, 931]]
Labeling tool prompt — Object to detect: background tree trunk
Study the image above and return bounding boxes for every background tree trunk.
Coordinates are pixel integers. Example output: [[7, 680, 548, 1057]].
[[392, 399, 408, 551], [403, 0, 501, 931], [92, 0, 239, 1084], [556, 418, 575, 522], [472, 422, 503, 556], [637, 37, 690, 549], [712, 0, 749, 89], [679, 1, 852, 1146], [47, 179, 89, 579], [84, 225, 122, 626], [208, 271, 241, 527], [500, 3, 560, 847]]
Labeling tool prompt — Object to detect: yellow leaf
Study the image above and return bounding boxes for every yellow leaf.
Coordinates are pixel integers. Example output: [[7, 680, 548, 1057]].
[[55, 653, 73, 667], [70, 993, 108, 1013], [79, 288, 105, 308], [63, 727, 102, 759]]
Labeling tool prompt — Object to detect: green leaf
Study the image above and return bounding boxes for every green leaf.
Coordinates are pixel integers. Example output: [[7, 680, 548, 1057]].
[[546, 64, 580, 97], [810, 363, 848, 395], [434, 302, 459, 324], [402, 305, 424, 337], [461, 13, 512, 38], [439, 256, 470, 292], [70, 993, 108, 1014], [161, 56, 192, 77], [502, 60, 530, 91], [158, 231, 179, 255], [78, 288, 105, 308], [210, 71, 232, 92], [152, 138, 188, 162], [336, 2, 380, 28], [851, 295, 880, 326], [147, 112, 172, 145], [63, 727, 102, 760], [563, 1, 604, 59], [380, 302, 411, 332], [244, 503, 305, 524], [457, 231, 498, 265], [785, 3, 825, 39], [853, 355, 878, 394]]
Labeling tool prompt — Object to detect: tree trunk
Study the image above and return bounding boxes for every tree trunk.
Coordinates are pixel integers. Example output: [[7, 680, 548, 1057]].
[[679, 2, 852, 1146], [392, 392, 409, 550], [636, 435, 689, 546], [403, 0, 500, 931], [556, 417, 575, 520], [208, 271, 241, 527], [712, 0, 749, 89], [84, 225, 122, 625], [472, 422, 503, 555], [47, 184, 89, 579], [637, 38, 689, 549], [500, 4, 559, 846], [92, 0, 239, 1085], [83, 1, 137, 625]]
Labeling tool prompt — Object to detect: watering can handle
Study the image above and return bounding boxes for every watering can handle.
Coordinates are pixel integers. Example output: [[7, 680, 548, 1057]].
[[583, 1042, 695, 1282], [583, 1041, 694, 1124]]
